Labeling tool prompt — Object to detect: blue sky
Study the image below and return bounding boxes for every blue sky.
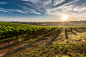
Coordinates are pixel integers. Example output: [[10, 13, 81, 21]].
[[0, 0, 86, 22]]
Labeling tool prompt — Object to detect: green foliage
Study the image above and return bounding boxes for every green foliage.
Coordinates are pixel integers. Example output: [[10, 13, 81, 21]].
[[0, 22, 60, 40], [19, 38, 21, 42], [68, 26, 86, 31]]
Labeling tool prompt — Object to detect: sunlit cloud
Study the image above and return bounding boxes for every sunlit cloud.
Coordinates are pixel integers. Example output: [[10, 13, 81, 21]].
[[0, 0, 86, 21], [23, 0, 80, 15]]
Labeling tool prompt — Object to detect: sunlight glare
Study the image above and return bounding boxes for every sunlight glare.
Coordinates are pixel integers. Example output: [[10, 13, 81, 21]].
[[62, 15, 67, 21]]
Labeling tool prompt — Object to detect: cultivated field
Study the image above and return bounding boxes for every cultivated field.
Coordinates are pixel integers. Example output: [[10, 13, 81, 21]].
[[0, 22, 86, 57]]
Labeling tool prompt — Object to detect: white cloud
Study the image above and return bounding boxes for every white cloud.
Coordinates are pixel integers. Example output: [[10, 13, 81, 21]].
[[0, 10, 8, 12], [0, 7, 40, 15], [23, 0, 79, 15], [44, 0, 83, 18], [45, 4, 75, 16], [0, 8, 27, 14], [42, 0, 86, 20], [22, 0, 85, 20], [29, 9, 40, 14], [73, 6, 86, 12], [24, 0, 52, 8], [53, 0, 65, 6], [22, 0, 40, 4], [1, 0, 86, 20], [20, 6, 41, 14], [16, 9, 28, 14], [22, 0, 65, 6], [0, 2, 9, 4]]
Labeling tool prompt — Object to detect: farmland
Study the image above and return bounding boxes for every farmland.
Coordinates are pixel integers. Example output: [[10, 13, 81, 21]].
[[0, 21, 86, 57]]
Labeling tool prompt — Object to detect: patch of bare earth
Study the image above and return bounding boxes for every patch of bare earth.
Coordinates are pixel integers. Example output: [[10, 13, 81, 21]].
[[68, 29, 86, 43], [0, 29, 59, 57], [0, 30, 49, 56]]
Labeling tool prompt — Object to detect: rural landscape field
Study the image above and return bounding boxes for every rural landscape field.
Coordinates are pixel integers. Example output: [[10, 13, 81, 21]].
[[0, 0, 86, 57], [0, 21, 86, 57]]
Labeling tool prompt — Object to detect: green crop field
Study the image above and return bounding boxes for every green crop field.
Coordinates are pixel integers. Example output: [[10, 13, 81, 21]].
[[0, 22, 86, 57]]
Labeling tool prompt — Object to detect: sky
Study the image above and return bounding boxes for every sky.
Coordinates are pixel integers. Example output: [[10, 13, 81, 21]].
[[0, 0, 86, 22]]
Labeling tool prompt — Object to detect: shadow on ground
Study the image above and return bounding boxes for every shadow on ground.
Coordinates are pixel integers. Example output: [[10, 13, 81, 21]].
[[2, 29, 56, 57], [65, 28, 68, 39], [71, 31, 77, 35], [75, 29, 86, 33], [46, 28, 62, 44]]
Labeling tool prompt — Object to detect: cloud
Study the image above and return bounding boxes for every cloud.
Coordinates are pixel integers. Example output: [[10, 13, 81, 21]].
[[23, 0, 52, 12], [53, 0, 65, 6], [29, 9, 40, 14], [15, 9, 28, 14], [24, 0, 85, 19], [0, 10, 8, 12], [73, 5, 86, 12], [22, 0, 40, 4], [44, 0, 79, 16], [0, 1, 41, 15], [0, 8, 26, 14], [43, 0, 86, 20], [0, 0, 86, 20], [19, 6, 41, 14], [0, 7, 40, 15], [23, 0, 80, 15], [0, 2, 9, 4]]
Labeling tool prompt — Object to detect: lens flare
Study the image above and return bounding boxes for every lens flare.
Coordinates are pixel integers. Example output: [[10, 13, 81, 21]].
[[62, 15, 67, 21]]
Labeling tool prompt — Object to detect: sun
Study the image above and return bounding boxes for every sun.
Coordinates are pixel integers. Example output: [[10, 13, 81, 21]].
[[62, 15, 68, 21]]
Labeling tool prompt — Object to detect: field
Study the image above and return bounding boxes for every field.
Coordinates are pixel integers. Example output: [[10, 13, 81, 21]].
[[0, 21, 86, 57]]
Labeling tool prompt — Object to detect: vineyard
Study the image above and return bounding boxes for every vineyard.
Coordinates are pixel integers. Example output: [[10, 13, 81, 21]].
[[0, 22, 86, 57]]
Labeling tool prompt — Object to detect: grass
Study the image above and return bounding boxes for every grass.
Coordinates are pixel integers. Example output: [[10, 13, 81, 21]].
[[12, 41, 86, 57], [1, 27, 86, 57], [11, 30, 86, 57], [12, 29, 86, 57]]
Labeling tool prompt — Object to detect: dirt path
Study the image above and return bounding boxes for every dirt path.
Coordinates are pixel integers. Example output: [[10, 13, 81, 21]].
[[0, 30, 47, 49], [0, 28, 59, 57], [0, 31, 48, 56], [52, 28, 86, 44], [1, 28, 86, 57], [51, 28, 67, 44], [68, 30, 86, 43]]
